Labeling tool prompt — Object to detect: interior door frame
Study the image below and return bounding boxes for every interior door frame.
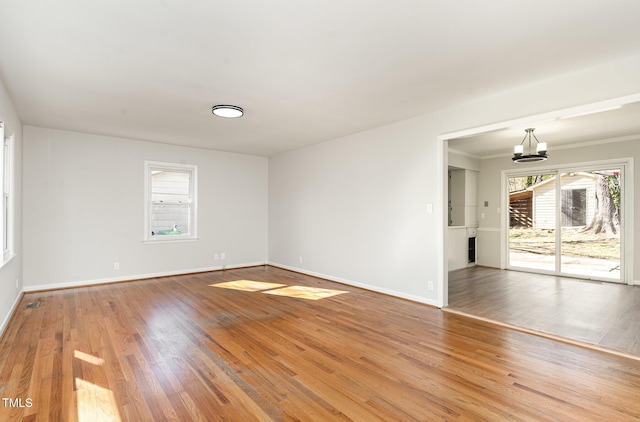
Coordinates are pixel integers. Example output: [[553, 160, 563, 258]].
[[501, 158, 634, 284]]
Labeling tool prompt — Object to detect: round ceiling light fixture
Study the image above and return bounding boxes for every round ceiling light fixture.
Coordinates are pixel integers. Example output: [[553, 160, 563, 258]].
[[212, 104, 244, 118]]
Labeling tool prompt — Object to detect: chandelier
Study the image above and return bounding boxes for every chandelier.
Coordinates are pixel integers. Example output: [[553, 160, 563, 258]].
[[512, 128, 548, 163]]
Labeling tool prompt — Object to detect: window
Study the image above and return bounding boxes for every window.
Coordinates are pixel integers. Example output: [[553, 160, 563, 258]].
[[144, 161, 197, 241], [0, 121, 13, 260]]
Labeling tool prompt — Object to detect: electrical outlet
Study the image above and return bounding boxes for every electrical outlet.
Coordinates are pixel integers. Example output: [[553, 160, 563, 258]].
[[113, 262, 120, 270], [427, 280, 434, 291], [220, 252, 225, 260], [299, 256, 303, 263], [15, 278, 19, 289], [214, 254, 219, 261]]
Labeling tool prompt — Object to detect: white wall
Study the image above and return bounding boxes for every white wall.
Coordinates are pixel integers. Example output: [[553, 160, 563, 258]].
[[448, 150, 480, 172], [0, 77, 23, 336], [23, 126, 268, 289], [269, 117, 444, 305], [269, 53, 640, 307]]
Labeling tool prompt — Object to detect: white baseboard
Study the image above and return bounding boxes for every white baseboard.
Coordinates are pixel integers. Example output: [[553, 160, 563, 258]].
[[23, 261, 267, 292], [0, 291, 23, 340], [21, 261, 440, 308], [268, 261, 439, 308]]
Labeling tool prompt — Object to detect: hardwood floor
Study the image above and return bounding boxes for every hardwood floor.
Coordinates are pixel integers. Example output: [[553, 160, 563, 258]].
[[2, 266, 640, 421], [447, 266, 640, 356]]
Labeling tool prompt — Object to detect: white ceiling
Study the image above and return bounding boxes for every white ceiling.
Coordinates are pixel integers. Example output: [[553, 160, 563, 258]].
[[1, 1, 640, 156]]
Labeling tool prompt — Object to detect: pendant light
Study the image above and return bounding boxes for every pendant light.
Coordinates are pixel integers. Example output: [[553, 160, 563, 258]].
[[513, 128, 548, 163]]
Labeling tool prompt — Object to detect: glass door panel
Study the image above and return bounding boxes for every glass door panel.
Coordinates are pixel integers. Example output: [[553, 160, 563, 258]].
[[559, 169, 621, 281], [508, 173, 556, 272]]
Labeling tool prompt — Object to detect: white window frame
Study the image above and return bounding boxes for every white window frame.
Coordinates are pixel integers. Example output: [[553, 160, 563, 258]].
[[0, 122, 14, 262], [144, 160, 198, 242]]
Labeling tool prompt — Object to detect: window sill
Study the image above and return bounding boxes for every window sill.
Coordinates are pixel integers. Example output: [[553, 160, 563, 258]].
[[143, 237, 199, 245], [0, 252, 17, 270]]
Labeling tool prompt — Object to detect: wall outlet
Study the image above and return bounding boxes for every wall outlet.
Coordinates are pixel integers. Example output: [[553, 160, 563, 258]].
[[220, 252, 225, 260], [113, 262, 120, 270], [214, 254, 219, 261], [15, 278, 19, 289], [299, 256, 303, 263], [427, 280, 434, 291]]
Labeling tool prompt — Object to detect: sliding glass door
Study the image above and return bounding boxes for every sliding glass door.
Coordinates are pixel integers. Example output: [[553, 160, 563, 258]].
[[508, 173, 557, 272], [559, 168, 621, 280], [507, 164, 623, 282]]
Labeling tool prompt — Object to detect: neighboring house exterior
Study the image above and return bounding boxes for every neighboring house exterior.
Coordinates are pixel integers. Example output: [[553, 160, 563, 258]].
[[150, 170, 191, 235], [530, 173, 596, 230]]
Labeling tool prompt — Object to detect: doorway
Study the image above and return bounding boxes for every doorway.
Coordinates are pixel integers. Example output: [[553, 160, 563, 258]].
[[507, 164, 624, 282]]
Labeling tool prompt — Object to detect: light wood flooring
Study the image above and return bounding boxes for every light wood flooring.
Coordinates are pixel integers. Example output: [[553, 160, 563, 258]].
[[447, 266, 640, 356], [2, 266, 640, 421]]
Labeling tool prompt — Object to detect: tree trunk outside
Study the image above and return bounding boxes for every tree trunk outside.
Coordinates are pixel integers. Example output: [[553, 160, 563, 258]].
[[582, 174, 619, 235]]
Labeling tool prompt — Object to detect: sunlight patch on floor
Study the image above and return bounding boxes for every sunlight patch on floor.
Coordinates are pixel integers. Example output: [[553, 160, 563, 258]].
[[211, 280, 286, 292], [263, 285, 348, 301], [74, 349, 120, 421], [74, 350, 105, 366], [75, 378, 121, 422]]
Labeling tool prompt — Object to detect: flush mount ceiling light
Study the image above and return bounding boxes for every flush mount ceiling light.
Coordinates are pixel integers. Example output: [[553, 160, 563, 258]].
[[212, 105, 244, 118], [512, 128, 548, 163]]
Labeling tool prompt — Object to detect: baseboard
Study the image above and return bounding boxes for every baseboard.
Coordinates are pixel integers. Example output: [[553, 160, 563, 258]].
[[23, 261, 267, 293], [268, 261, 439, 308], [0, 290, 23, 342], [22, 262, 440, 308]]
